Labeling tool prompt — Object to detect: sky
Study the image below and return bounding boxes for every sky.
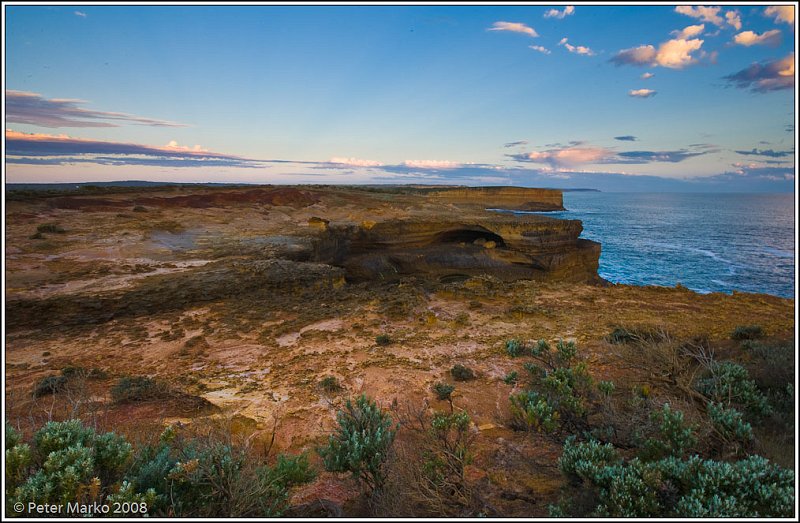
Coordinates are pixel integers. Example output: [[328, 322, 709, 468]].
[[3, 3, 797, 191]]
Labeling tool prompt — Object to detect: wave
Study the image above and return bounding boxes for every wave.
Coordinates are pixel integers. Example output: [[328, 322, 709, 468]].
[[762, 247, 794, 259]]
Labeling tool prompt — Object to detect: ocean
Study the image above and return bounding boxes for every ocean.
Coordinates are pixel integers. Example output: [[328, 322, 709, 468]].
[[505, 192, 795, 299]]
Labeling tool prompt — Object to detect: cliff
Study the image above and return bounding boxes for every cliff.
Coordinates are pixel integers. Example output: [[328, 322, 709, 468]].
[[314, 214, 600, 284], [426, 186, 564, 211]]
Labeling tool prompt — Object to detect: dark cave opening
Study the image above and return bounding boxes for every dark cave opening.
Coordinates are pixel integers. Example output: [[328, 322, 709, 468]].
[[435, 228, 506, 247]]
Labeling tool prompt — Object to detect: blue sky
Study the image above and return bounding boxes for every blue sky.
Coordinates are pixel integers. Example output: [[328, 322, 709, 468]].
[[4, 4, 796, 191]]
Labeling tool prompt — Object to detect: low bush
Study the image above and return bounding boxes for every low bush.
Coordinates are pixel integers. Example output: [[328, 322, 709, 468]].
[[509, 340, 593, 434], [6, 419, 139, 515], [556, 437, 795, 517], [432, 382, 455, 401], [606, 326, 667, 345], [731, 325, 764, 341], [639, 403, 697, 460], [318, 394, 397, 494], [375, 334, 392, 346], [111, 376, 169, 404], [695, 362, 771, 419], [503, 371, 518, 385], [505, 338, 524, 358], [319, 376, 343, 393], [450, 365, 475, 382], [32, 375, 69, 397], [707, 402, 753, 451]]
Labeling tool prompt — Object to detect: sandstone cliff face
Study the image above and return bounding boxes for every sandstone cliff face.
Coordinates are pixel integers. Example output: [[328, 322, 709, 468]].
[[427, 187, 564, 211], [314, 214, 600, 284]]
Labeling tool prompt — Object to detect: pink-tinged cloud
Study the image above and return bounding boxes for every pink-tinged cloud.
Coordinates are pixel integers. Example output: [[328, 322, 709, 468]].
[[675, 5, 724, 26], [629, 88, 657, 98], [724, 52, 795, 92], [5, 90, 186, 128], [487, 21, 539, 37], [725, 10, 742, 30], [516, 146, 615, 167], [402, 160, 463, 169], [544, 6, 574, 19], [733, 29, 782, 47], [529, 45, 551, 54], [641, 72, 655, 79], [329, 156, 383, 167], [611, 38, 704, 69], [671, 24, 705, 39], [558, 37, 595, 56], [765, 6, 795, 25]]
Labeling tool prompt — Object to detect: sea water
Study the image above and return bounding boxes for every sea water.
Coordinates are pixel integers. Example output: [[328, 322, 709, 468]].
[[503, 192, 795, 299]]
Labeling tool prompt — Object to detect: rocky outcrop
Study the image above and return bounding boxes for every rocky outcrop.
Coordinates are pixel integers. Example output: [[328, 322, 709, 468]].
[[313, 214, 600, 283], [427, 187, 564, 211]]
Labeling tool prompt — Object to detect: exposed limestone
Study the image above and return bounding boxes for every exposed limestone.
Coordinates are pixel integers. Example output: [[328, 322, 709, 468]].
[[427, 186, 564, 211]]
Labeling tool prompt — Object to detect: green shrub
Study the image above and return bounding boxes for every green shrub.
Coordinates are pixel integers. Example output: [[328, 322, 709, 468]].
[[503, 371, 518, 385], [512, 341, 594, 434], [318, 394, 397, 493], [555, 339, 577, 365], [111, 376, 168, 404], [432, 382, 455, 401], [375, 334, 392, 346], [319, 376, 342, 393], [558, 436, 621, 484], [505, 338, 523, 358], [510, 390, 559, 433], [125, 425, 314, 517], [556, 438, 795, 517], [530, 339, 550, 356], [421, 411, 474, 492], [33, 375, 69, 397], [132, 205, 148, 212], [597, 381, 615, 396], [7, 420, 133, 515], [731, 325, 764, 341], [707, 402, 753, 447], [695, 362, 771, 419], [450, 364, 475, 382], [29, 232, 44, 240], [640, 403, 697, 460]]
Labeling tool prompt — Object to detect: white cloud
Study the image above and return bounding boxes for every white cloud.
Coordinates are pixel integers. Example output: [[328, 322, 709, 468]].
[[675, 5, 724, 27], [725, 10, 742, 30], [764, 6, 795, 25], [529, 45, 551, 55], [671, 24, 705, 39], [558, 37, 595, 56], [403, 160, 463, 169], [641, 72, 655, 79], [655, 38, 704, 68], [487, 21, 539, 38], [74, 11, 86, 18], [612, 38, 703, 69], [544, 6, 574, 19], [629, 88, 657, 98], [165, 140, 208, 153], [733, 29, 782, 47], [330, 157, 383, 167]]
